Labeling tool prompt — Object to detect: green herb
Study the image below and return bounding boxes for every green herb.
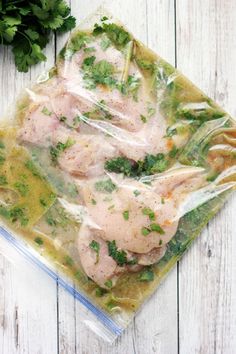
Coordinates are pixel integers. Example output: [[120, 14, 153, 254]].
[[138, 268, 154, 282], [140, 114, 147, 123], [161, 197, 165, 204], [100, 36, 111, 50], [166, 126, 177, 137], [122, 210, 129, 220], [0, 205, 29, 226], [95, 178, 117, 193], [50, 138, 75, 163], [82, 55, 96, 68], [147, 106, 156, 117], [41, 106, 52, 116], [118, 75, 141, 101], [95, 287, 107, 297], [91, 198, 97, 205], [25, 160, 41, 177], [105, 157, 133, 176], [83, 59, 115, 89], [14, 181, 29, 196], [93, 22, 131, 48], [141, 227, 151, 236], [64, 255, 74, 266], [150, 223, 165, 234], [0, 155, 5, 165], [0, 0, 76, 72], [133, 190, 141, 197], [104, 279, 113, 288], [136, 59, 155, 72], [168, 145, 179, 158], [46, 215, 57, 227], [39, 198, 47, 207], [105, 152, 169, 177], [83, 46, 96, 53], [107, 240, 128, 266], [206, 171, 220, 182], [89, 240, 100, 264], [0, 141, 5, 149], [142, 207, 155, 221], [0, 175, 7, 185], [59, 115, 67, 122], [34, 237, 43, 246]]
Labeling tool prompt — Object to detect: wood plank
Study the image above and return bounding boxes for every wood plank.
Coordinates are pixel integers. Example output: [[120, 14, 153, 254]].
[[176, 1, 236, 353], [0, 39, 58, 354], [55, 1, 178, 353]]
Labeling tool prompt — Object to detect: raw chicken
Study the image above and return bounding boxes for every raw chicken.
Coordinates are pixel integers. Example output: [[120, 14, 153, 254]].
[[78, 224, 126, 288], [79, 166, 206, 254]]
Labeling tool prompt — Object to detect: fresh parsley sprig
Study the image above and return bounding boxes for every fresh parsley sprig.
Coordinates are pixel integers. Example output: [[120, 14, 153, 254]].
[[0, 0, 76, 72]]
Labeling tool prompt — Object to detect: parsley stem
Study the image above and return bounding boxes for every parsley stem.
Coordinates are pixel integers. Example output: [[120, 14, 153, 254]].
[[121, 40, 133, 82]]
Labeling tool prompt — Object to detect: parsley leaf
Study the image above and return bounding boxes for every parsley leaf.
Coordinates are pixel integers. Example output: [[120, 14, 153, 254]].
[[94, 178, 117, 194], [89, 240, 100, 264], [0, 1, 76, 72]]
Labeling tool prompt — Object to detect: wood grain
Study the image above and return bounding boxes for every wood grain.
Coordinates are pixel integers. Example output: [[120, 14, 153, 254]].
[[176, 1, 236, 353]]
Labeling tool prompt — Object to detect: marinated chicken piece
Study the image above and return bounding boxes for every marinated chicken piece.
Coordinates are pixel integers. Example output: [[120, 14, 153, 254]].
[[136, 247, 167, 266], [18, 103, 59, 147], [53, 129, 116, 177], [79, 166, 206, 254], [78, 224, 126, 288]]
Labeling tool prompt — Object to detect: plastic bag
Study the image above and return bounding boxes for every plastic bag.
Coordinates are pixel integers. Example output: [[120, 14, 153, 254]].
[[0, 7, 235, 342]]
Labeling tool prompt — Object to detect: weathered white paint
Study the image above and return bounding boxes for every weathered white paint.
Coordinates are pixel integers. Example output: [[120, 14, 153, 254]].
[[176, 1, 236, 353], [0, 0, 235, 353]]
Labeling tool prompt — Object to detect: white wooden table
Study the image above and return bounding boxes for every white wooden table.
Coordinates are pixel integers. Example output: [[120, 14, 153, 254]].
[[0, 1, 236, 353]]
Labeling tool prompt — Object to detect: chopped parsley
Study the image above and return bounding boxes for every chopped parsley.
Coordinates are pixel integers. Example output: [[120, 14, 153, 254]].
[[95, 287, 107, 297], [64, 255, 74, 267], [89, 240, 100, 264], [122, 210, 129, 220], [168, 145, 179, 158], [150, 223, 165, 234], [142, 207, 155, 221], [100, 36, 111, 50], [82, 57, 116, 89], [59, 115, 67, 122], [107, 240, 127, 266], [93, 22, 131, 48], [41, 106, 52, 116], [0, 141, 5, 149], [142, 223, 165, 236], [141, 227, 151, 236], [105, 153, 169, 177], [140, 114, 147, 123], [0, 155, 5, 165], [91, 199, 97, 205], [105, 157, 133, 176], [0, 175, 7, 185], [25, 160, 41, 177], [165, 126, 177, 137], [133, 190, 141, 197], [83, 47, 96, 53], [104, 279, 113, 288], [138, 268, 154, 282], [95, 178, 117, 193], [34, 237, 43, 246], [0, 205, 29, 227], [14, 181, 29, 197], [50, 138, 75, 163]]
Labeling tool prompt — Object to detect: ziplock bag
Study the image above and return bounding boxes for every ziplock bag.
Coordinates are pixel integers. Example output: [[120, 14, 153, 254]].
[[0, 7, 235, 342]]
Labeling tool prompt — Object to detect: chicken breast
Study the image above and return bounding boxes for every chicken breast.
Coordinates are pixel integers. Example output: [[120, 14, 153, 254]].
[[78, 224, 126, 288], [79, 166, 206, 254]]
